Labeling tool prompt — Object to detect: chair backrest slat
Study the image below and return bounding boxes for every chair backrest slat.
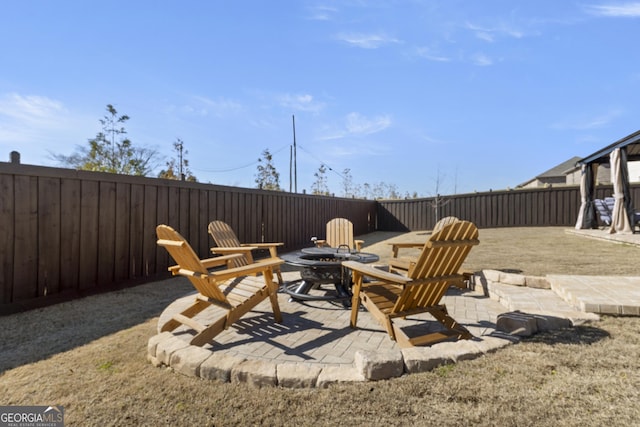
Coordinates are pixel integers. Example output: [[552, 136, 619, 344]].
[[157, 224, 229, 303], [396, 221, 479, 313], [208, 220, 250, 267], [326, 218, 355, 249]]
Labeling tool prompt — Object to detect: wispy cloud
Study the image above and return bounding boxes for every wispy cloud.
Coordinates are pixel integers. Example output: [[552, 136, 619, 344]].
[[277, 93, 325, 113], [0, 93, 95, 162], [586, 2, 640, 17], [551, 109, 624, 130], [471, 53, 493, 66], [0, 93, 77, 144], [308, 5, 338, 21], [335, 32, 401, 49], [187, 95, 243, 117], [319, 112, 391, 141], [415, 47, 451, 62], [345, 112, 391, 135], [465, 22, 525, 42], [0, 93, 66, 125]]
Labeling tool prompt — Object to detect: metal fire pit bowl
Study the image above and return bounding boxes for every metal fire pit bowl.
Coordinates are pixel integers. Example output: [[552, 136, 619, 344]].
[[281, 248, 379, 304]]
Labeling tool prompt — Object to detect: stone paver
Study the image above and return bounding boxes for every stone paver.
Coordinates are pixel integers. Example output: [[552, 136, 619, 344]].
[[149, 268, 640, 388], [548, 275, 640, 316]]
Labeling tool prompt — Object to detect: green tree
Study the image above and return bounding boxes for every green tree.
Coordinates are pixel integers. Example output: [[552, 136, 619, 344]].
[[311, 164, 330, 195], [54, 104, 158, 176], [255, 148, 281, 190], [158, 138, 197, 182]]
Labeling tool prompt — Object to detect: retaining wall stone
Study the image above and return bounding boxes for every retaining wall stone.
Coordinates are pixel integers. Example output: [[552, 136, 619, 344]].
[[354, 349, 404, 381]]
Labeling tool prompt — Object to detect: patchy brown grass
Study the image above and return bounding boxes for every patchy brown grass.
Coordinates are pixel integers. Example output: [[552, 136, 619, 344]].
[[1, 227, 639, 426]]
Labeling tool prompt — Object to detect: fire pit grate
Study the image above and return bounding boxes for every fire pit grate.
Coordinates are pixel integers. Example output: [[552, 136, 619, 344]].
[[280, 247, 379, 304]]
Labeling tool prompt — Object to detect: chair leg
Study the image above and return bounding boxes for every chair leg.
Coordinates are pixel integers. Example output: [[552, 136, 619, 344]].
[[190, 316, 228, 346], [264, 269, 283, 323], [161, 298, 210, 332], [275, 266, 284, 285], [427, 305, 473, 340], [350, 273, 363, 328]]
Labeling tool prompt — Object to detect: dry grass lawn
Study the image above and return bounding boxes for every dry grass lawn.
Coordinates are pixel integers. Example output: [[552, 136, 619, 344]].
[[1, 227, 640, 426]]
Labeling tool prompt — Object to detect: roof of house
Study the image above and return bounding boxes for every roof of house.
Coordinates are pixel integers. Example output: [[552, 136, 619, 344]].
[[516, 156, 581, 188], [536, 156, 582, 178]]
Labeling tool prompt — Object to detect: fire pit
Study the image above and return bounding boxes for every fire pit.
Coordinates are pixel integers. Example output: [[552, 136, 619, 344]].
[[281, 246, 379, 303]]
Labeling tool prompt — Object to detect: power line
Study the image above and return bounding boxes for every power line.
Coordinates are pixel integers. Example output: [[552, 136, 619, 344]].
[[297, 144, 347, 180], [192, 144, 290, 173]]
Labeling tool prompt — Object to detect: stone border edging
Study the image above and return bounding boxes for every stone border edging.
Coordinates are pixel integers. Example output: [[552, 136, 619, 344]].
[[147, 269, 587, 388], [475, 269, 551, 290], [147, 331, 519, 388]]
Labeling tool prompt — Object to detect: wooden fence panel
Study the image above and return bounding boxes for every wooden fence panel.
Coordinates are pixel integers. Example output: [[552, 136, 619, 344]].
[[155, 186, 170, 272], [377, 184, 640, 231], [79, 180, 99, 290], [38, 177, 61, 296], [0, 174, 14, 304], [59, 178, 80, 292], [98, 181, 116, 287], [13, 175, 38, 301], [115, 182, 131, 282], [6, 161, 639, 314], [143, 185, 160, 277], [129, 184, 145, 279]]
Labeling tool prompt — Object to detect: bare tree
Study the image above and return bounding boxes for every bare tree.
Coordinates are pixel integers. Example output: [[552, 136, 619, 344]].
[[311, 164, 330, 195], [429, 166, 452, 222], [255, 148, 281, 190], [341, 168, 357, 198]]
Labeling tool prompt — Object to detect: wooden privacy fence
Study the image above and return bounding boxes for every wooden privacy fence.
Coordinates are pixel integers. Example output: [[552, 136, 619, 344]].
[[0, 163, 376, 314], [2, 162, 638, 314], [378, 185, 640, 231]]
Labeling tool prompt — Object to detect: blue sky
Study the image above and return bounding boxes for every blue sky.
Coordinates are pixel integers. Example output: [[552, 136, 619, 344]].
[[1, 1, 640, 196]]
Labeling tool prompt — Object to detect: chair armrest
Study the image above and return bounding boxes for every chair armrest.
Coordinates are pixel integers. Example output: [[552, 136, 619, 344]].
[[314, 239, 327, 247], [342, 261, 412, 284], [209, 258, 284, 282], [388, 257, 413, 272], [168, 253, 244, 275], [242, 242, 284, 248], [354, 240, 364, 252], [243, 242, 283, 257], [387, 242, 424, 258], [201, 254, 244, 269], [210, 246, 257, 255]]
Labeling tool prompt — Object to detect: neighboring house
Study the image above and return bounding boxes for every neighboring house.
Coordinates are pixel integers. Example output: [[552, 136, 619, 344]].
[[628, 162, 640, 182], [564, 161, 612, 186], [517, 156, 584, 189], [518, 156, 640, 189]]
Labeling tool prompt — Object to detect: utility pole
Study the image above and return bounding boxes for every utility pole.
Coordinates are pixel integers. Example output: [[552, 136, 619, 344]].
[[292, 115, 298, 193], [177, 139, 185, 181]]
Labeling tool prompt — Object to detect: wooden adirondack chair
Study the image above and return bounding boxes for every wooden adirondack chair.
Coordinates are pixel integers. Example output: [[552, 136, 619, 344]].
[[207, 220, 284, 284], [314, 217, 363, 251], [157, 224, 283, 347], [387, 216, 470, 288], [343, 220, 479, 348], [389, 216, 460, 269]]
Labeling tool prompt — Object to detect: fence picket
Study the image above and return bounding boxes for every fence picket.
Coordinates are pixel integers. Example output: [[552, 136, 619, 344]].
[[2, 162, 636, 314]]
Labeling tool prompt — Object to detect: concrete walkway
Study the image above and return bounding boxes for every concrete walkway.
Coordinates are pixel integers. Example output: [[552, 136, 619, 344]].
[[566, 227, 640, 247], [147, 267, 640, 388]]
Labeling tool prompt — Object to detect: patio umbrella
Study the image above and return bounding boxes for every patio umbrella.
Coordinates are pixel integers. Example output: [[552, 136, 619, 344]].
[[575, 163, 598, 229], [609, 148, 633, 234]]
